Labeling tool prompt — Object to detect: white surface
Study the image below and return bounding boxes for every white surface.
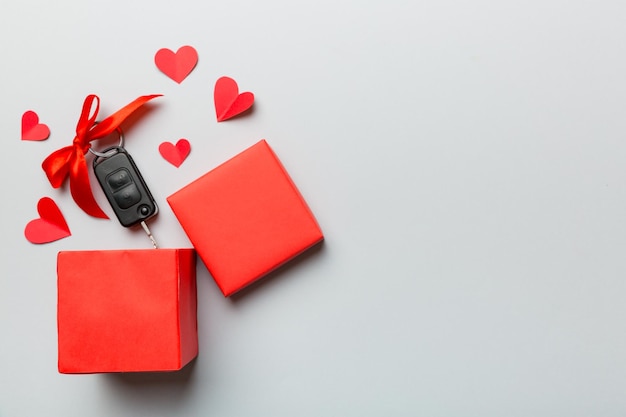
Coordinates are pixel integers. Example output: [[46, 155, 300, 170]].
[[2, 0, 626, 415]]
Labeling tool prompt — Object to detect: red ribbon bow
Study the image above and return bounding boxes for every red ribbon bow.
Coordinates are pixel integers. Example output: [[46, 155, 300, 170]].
[[42, 94, 161, 218]]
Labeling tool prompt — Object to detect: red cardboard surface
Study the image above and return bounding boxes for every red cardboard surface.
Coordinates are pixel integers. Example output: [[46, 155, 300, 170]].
[[57, 249, 197, 373], [167, 140, 323, 296]]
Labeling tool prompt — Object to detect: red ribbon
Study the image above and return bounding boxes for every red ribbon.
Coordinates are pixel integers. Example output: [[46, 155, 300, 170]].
[[42, 94, 161, 218]]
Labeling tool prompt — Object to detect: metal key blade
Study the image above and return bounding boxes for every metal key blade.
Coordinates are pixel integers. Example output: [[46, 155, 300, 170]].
[[140, 221, 158, 249]]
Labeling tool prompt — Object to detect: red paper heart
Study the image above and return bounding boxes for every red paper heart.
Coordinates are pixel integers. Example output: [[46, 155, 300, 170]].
[[24, 197, 71, 244], [154, 46, 198, 84], [214, 76, 255, 122], [21, 110, 50, 141], [159, 139, 191, 167]]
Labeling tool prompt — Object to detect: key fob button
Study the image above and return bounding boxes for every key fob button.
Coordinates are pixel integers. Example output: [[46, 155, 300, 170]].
[[107, 168, 132, 191], [113, 184, 141, 209]]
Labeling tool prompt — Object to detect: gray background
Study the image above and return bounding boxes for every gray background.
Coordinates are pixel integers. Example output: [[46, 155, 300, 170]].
[[2, 0, 626, 415]]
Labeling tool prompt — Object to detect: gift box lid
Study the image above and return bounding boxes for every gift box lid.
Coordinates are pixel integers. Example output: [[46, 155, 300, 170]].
[[167, 140, 323, 296]]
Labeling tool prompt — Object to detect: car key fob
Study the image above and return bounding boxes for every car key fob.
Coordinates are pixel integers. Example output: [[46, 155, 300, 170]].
[[93, 146, 158, 227]]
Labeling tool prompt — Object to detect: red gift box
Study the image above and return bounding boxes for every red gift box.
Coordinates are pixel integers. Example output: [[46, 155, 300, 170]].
[[57, 248, 197, 373], [167, 140, 323, 296]]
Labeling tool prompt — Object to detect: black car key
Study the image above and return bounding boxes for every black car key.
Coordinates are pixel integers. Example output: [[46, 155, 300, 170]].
[[93, 146, 158, 247]]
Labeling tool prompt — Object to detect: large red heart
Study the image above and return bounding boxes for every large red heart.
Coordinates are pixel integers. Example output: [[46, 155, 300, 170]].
[[214, 76, 254, 122], [21, 110, 50, 141], [154, 46, 198, 84], [159, 139, 191, 167], [24, 197, 71, 244]]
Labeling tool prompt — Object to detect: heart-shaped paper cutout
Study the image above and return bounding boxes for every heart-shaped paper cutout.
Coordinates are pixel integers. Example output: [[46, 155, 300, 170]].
[[21, 110, 50, 141], [159, 139, 191, 167], [24, 197, 71, 244], [154, 45, 198, 84], [214, 76, 255, 122]]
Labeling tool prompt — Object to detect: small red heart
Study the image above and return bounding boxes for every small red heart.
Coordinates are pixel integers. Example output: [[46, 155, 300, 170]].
[[214, 76, 254, 122], [21, 110, 50, 141], [159, 139, 191, 167], [154, 45, 198, 84], [24, 197, 71, 244]]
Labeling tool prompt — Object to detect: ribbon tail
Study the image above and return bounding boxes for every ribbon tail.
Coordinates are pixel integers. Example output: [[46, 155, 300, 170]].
[[89, 94, 162, 138], [69, 152, 109, 219]]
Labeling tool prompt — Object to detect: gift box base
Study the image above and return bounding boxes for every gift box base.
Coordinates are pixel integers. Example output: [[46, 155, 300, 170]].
[[167, 140, 324, 296], [57, 248, 197, 374]]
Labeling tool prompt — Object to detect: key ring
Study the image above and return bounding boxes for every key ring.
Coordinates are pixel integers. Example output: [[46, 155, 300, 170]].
[[88, 125, 124, 158]]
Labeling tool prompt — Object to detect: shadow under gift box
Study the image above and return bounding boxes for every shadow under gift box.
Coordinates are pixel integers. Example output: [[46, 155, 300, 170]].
[[167, 140, 324, 297], [57, 248, 197, 374]]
